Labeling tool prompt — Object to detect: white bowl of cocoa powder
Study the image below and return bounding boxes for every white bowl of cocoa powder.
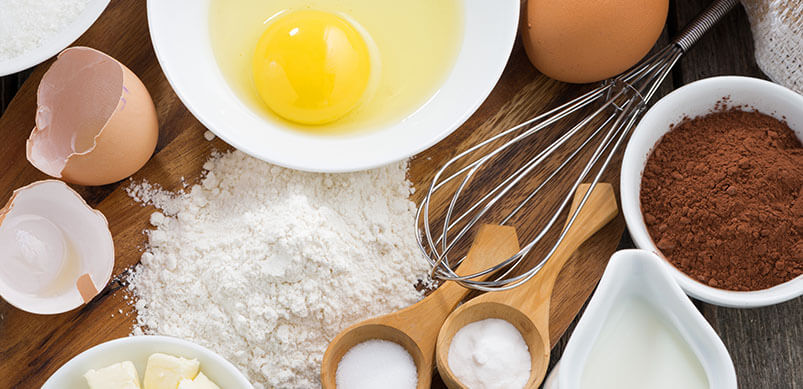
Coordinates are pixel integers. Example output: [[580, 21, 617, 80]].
[[621, 76, 803, 308]]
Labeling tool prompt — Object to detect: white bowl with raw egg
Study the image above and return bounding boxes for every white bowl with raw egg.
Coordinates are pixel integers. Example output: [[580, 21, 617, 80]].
[[147, 0, 519, 172]]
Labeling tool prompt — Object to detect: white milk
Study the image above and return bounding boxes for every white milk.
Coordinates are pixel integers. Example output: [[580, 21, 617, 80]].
[[580, 298, 709, 389]]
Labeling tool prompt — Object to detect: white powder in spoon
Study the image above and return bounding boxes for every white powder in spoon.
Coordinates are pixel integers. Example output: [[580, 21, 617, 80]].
[[336, 339, 418, 389], [126, 150, 429, 388], [448, 318, 531, 389]]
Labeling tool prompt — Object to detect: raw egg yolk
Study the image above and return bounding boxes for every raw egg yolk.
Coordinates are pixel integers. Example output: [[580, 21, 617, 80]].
[[252, 10, 372, 125]]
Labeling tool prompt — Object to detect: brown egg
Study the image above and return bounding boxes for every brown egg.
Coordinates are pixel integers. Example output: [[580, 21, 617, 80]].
[[521, 0, 669, 84], [27, 47, 158, 186]]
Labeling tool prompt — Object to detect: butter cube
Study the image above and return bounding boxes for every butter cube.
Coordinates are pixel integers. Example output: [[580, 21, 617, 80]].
[[177, 372, 221, 389], [143, 353, 200, 389], [84, 360, 141, 389]]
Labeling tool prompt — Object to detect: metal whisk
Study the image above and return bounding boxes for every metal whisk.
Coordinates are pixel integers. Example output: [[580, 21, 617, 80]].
[[417, 0, 738, 291]]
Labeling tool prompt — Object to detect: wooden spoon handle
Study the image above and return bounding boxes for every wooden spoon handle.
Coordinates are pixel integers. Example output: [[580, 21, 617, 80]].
[[433, 225, 521, 305], [510, 183, 618, 319], [542, 183, 617, 285], [396, 224, 520, 329], [389, 224, 520, 369]]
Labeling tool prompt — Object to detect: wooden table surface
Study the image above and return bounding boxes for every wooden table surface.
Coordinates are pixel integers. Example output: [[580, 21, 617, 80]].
[[1, 0, 800, 388]]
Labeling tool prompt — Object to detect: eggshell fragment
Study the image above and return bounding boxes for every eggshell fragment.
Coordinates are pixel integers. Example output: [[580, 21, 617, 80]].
[[522, 0, 669, 84], [27, 47, 159, 186], [0, 180, 114, 315]]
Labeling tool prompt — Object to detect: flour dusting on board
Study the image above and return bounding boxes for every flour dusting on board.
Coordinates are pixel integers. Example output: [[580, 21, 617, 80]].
[[126, 150, 429, 388]]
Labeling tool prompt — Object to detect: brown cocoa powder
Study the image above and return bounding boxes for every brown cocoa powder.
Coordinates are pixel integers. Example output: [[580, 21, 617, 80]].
[[640, 109, 803, 291]]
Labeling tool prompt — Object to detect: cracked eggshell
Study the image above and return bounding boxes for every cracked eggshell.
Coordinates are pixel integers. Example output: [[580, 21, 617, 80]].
[[27, 47, 158, 186], [0, 180, 115, 315]]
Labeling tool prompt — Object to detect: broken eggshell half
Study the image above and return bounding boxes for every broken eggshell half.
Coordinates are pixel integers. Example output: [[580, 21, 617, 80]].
[[0, 180, 114, 314], [27, 46, 158, 186]]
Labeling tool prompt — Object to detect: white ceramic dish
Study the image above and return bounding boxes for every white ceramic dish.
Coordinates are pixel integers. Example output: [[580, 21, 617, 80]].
[[551, 249, 736, 389], [43, 335, 253, 388], [621, 76, 803, 308], [0, 0, 110, 76], [147, 0, 519, 172]]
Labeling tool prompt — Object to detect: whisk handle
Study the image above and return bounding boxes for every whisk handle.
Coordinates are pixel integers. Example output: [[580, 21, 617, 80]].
[[672, 0, 739, 52]]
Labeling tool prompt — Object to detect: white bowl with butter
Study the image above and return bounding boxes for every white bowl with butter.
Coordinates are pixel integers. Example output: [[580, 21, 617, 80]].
[[147, 0, 519, 172], [43, 335, 252, 388]]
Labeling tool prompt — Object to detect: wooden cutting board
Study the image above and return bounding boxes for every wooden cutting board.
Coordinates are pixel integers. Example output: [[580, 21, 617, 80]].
[[0, 0, 625, 386]]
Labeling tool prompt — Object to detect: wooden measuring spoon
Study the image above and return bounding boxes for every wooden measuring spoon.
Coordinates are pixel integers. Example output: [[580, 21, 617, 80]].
[[321, 224, 521, 389], [435, 183, 618, 389]]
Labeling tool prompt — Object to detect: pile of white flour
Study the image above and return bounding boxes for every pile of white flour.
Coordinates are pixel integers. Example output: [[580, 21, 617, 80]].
[[126, 150, 429, 388]]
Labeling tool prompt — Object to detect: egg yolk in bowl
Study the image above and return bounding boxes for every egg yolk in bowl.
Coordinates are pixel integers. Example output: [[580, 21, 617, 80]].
[[252, 10, 372, 125], [210, 0, 462, 134]]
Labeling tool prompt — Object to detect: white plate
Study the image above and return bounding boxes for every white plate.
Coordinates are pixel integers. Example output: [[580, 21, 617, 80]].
[[43, 335, 253, 388], [147, 0, 519, 172], [621, 76, 803, 307], [0, 0, 110, 76]]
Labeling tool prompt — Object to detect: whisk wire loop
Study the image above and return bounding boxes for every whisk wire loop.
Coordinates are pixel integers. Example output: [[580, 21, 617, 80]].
[[417, 0, 739, 291]]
